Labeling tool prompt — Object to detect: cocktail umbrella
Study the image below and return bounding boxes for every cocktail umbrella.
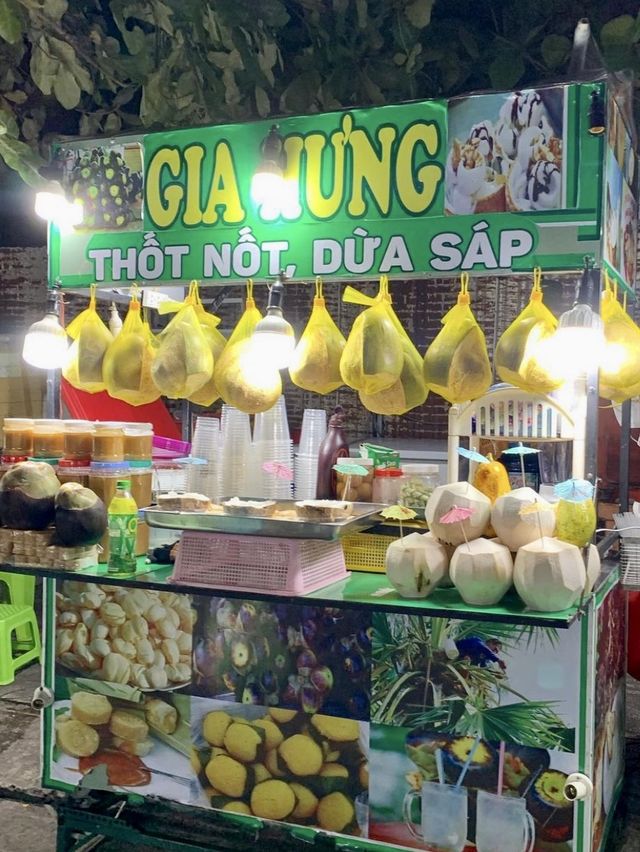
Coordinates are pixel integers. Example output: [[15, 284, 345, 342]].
[[502, 442, 540, 487], [553, 478, 595, 502], [380, 504, 417, 538], [333, 461, 368, 501], [457, 446, 489, 464], [439, 505, 475, 549], [262, 461, 294, 480]]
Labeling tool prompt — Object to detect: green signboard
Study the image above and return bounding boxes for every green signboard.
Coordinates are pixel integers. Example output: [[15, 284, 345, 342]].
[[50, 82, 606, 288]]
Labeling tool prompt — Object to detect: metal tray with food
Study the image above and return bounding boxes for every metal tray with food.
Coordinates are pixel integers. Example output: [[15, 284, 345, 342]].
[[142, 499, 386, 540]]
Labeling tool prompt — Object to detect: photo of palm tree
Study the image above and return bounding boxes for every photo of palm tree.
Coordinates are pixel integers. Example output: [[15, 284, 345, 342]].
[[372, 613, 576, 752]]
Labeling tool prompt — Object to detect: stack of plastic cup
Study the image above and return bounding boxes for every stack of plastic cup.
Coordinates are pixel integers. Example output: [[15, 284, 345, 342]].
[[220, 405, 253, 497], [252, 396, 293, 499], [187, 417, 221, 501], [294, 409, 327, 500]]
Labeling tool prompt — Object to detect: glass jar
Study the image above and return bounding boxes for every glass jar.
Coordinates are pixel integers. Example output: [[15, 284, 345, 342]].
[[398, 464, 440, 512], [57, 459, 90, 487], [64, 420, 94, 461], [3, 418, 34, 456], [372, 467, 404, 505], [335, 458, 374, 502], [93, 424, 125, 462], [123, 423, 153, 461], [32, 419, 65, 458]]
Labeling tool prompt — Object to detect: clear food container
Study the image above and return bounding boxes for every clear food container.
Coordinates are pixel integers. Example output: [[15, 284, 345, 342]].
[[336, 457, 374, 502], [3, 418, 34, 456], [372, 467, 404, 505], [124, 422, 153, 461], [64, 420, 94, 461], [32, 419, 65, 458], [399, 464, 440, 511], [93, 423, 125, 462], [57, 459, 90, 487]]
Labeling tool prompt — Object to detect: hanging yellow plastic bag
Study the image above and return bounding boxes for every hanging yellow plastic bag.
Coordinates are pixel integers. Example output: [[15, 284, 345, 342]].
[[599, 274, 640, 403], [63, 285, 113, 393], [494, 268, 561, 394], [423, 273, 492, 404], [151, 282, 213, 399], [289, 278, 345, 394], [187, 285, 226, 407], [349, 277, 427, 415], [103, 288, 161, 405], [340, 276, 403, 394], [215, 280, 282, 414]]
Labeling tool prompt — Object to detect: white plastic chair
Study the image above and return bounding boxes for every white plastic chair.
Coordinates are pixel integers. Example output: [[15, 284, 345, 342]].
[[447, 383, 586, 482]]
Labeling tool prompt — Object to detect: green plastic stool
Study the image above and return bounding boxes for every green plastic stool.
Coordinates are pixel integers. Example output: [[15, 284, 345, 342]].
[[0, 571, 36, 646], [0, 604, 41, 685]]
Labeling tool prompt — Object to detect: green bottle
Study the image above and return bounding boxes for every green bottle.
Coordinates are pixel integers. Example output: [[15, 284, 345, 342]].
[[107, 479, 138, 575]]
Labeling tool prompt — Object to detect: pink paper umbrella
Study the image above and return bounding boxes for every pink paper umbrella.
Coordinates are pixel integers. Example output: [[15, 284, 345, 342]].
[[262, 461, 293, 481], [439, 505, 475, 548]]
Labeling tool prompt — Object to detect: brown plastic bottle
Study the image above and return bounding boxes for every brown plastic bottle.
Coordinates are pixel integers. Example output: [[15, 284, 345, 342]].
[[315, 406, 350, 499]]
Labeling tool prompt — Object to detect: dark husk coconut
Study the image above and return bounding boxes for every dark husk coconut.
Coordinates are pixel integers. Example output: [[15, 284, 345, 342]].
[[55, 482, 107, 546], [0, 461, 61, 530]]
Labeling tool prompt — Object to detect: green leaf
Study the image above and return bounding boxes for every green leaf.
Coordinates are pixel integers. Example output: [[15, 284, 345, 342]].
[[53, 66, 80, 109], [488, 49, 525, 89], [541, 34, 571, 69], [601, 15, 636, 46], [255, 84, 270, 117], [458, 26, 479, 59], [0, 0, 22, 44], [49, 37, 93, 94], [0, 134, 44, 187], [23, 0, 67, 24], [355, 0, 367, 30], [404, 0, 434, 30], [104, 111, 122, 134], [281, 69, 320, 113], [30, 36, 58, 95]]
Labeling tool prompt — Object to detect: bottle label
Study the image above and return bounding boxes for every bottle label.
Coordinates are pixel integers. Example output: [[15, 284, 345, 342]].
[[108, 514, 138, 562]]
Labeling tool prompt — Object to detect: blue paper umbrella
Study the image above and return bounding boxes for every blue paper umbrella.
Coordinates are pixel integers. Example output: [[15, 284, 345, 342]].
[[457, 446, 488, 464], [501, 442, 540, 486], [553, 478, 595, 502]]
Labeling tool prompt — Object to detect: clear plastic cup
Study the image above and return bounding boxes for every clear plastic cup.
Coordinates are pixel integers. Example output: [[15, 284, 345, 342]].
[[254, 397, 290, 444], [298, 409, 327, 455]]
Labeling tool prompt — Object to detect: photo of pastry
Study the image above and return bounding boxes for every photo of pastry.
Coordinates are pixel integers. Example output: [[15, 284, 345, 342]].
[[604, 148, 623, 274], [191, 596, 371, 720], [191, 698, 369, 835], [621, 179, 637, 288], [445, 87, 565, 215], [49, 680, 197, 805], [54, 581, 193, 692]]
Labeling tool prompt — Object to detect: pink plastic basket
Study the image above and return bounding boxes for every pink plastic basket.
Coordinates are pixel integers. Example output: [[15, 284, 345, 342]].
[[172, 531, 348, 595]]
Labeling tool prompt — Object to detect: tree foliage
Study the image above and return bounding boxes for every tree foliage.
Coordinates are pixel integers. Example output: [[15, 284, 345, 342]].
[[0, 0, 638, 185]]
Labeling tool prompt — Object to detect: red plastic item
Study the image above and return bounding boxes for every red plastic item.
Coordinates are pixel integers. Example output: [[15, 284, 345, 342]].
[[61, 379, 181, 441]]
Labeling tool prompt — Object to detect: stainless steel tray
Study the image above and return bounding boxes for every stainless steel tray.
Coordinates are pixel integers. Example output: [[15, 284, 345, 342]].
[[142, 500, 385, 540]]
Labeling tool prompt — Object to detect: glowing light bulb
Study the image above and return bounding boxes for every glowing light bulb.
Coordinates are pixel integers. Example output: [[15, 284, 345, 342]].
[[22, 313, 69, 369]]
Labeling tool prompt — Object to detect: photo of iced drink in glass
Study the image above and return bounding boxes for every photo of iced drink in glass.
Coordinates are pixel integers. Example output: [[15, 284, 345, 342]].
[[403, 781, 468, 852]]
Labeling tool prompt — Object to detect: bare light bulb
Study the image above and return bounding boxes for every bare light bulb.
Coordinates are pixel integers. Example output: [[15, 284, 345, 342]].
[[22, 312, 69, 369]]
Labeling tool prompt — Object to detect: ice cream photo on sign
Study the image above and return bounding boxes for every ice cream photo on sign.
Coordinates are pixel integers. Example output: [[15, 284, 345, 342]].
[[445, 87, 565, 215]]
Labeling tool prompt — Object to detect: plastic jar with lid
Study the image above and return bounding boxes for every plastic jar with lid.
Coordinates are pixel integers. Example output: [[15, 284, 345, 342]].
[[398, 464, 440, 511], [336, 457, 374, 502], [32, 420, 65, 458], [129, 460, 153, 508], [372, 467, 404, 505], [123, 423, 153, 461], [3, 418, 34, 456], [57, 458, 90, 487], [64, 420, 94, 461], [93, 424, 125, 462]]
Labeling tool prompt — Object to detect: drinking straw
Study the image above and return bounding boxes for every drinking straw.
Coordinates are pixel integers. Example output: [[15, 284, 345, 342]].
[[455, 734, 481, 788], [497, 740, 506, 796], [435, 748, 445, 785]]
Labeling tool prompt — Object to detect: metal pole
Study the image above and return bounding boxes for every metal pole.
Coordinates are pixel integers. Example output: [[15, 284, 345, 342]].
[[583, 267, 600, 486], [619, 398, 631, 513]]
